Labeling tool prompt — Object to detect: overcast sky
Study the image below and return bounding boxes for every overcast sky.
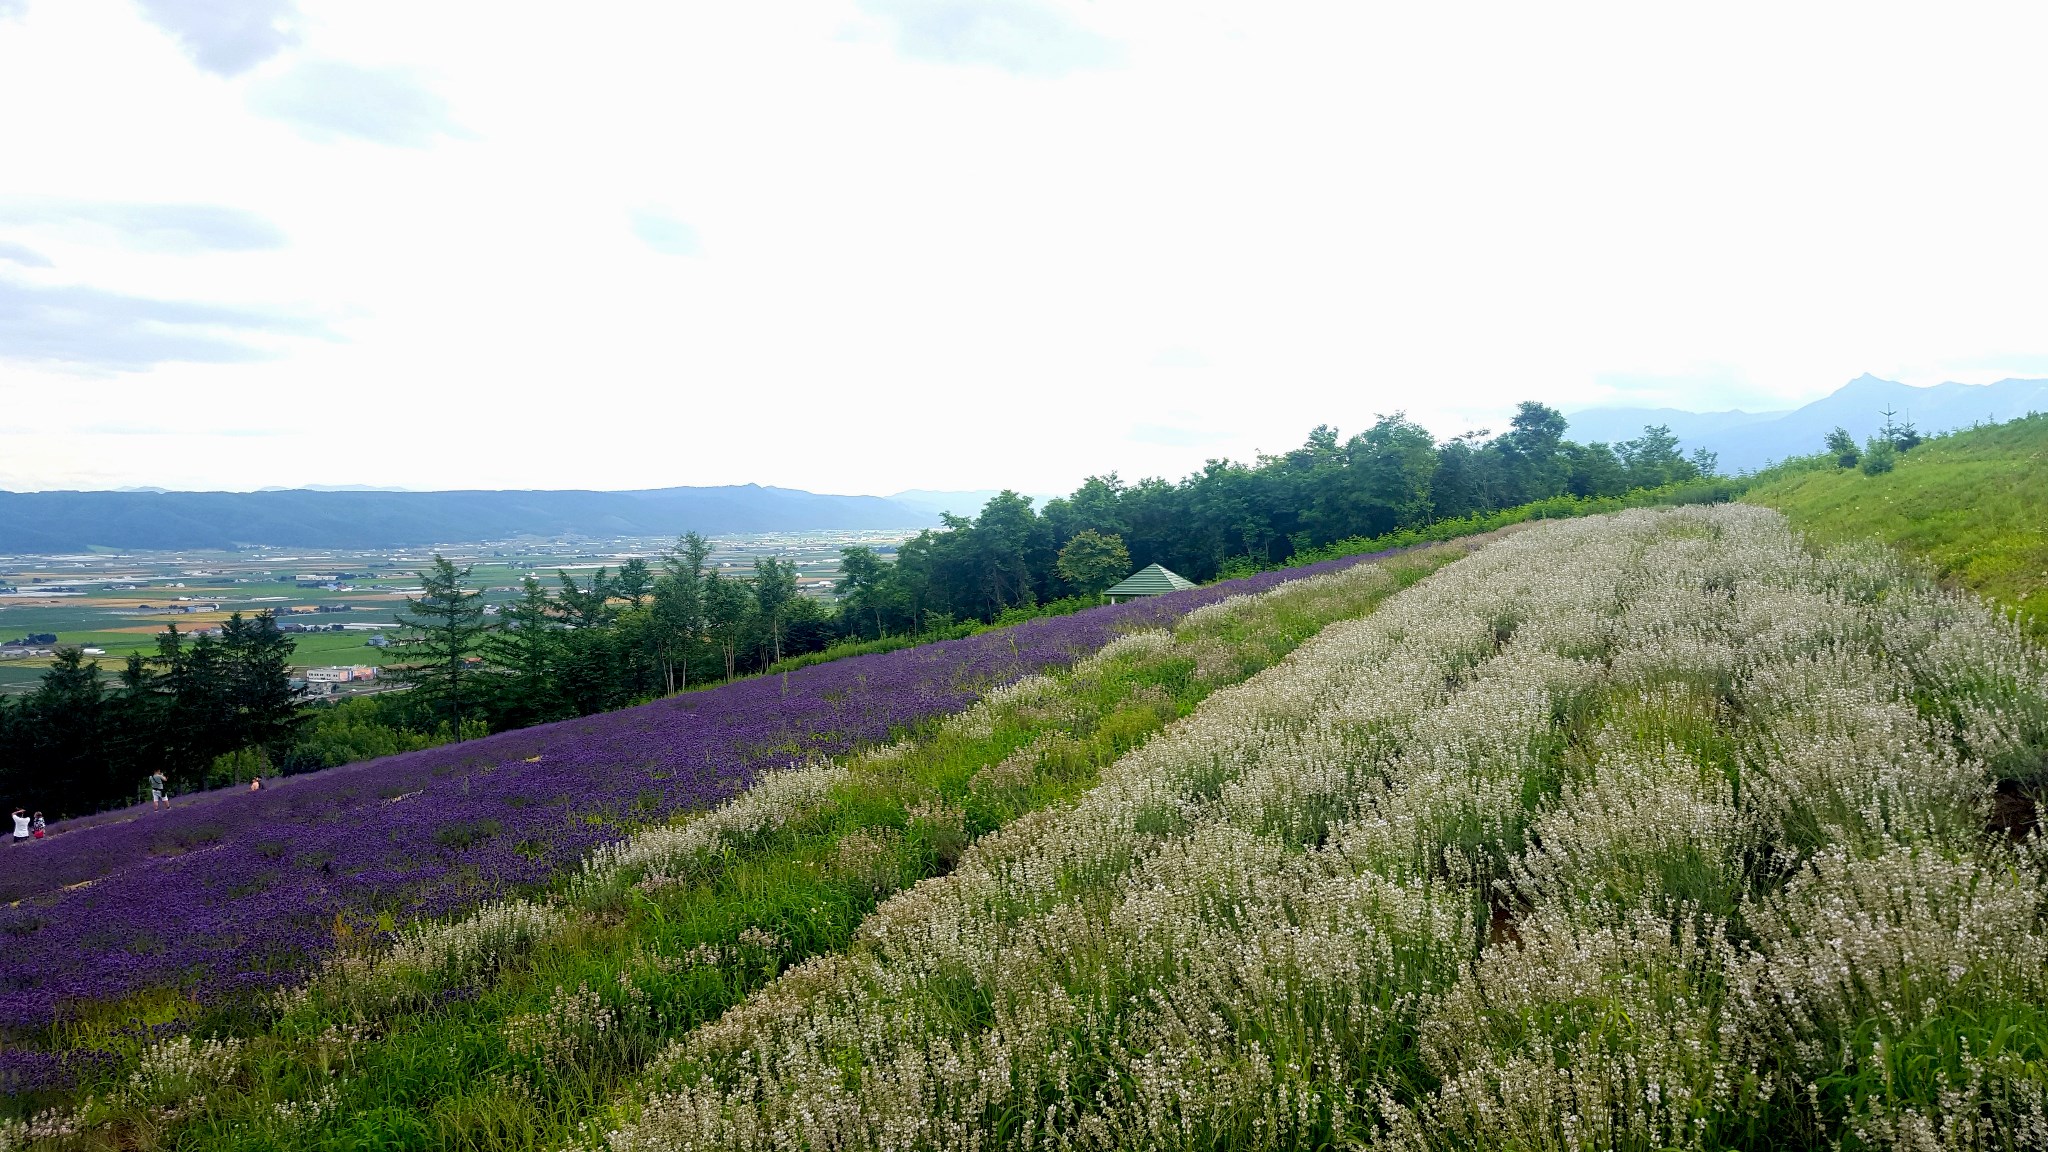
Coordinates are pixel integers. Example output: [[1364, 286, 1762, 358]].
[[2, 1, 2045, 495]]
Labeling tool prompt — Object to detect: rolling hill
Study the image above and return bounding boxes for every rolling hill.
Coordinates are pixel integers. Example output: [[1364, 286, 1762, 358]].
[[0, 484, 934, 553], [1741, 411, 2048, 638], [1568, 373, 2048, 472]]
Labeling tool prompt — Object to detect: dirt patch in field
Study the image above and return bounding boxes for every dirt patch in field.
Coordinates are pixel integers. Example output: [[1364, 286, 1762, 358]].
[[1990, 779, 2039, 842]]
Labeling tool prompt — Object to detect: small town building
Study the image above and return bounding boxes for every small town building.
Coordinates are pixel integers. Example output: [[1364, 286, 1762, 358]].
[[1101, 563, 1198, 604], [305, 665, 378, 684]]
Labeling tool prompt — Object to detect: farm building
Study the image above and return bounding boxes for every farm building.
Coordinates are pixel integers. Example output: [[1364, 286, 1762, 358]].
[[1101, 563, 1197, 604]]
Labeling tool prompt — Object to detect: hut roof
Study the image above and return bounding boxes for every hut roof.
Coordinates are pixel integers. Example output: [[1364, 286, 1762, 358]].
[[1102, 563, 1198, 598]]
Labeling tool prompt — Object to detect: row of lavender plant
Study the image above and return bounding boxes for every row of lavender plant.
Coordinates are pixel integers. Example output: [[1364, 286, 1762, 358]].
[[0, 553, 1390, 1033], [593, 505, 2048, 1151]]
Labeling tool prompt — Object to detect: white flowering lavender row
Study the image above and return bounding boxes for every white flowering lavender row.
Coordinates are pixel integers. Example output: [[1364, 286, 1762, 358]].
[[597, 504, 2048, 1152], [287, 557, 1411, 1022]]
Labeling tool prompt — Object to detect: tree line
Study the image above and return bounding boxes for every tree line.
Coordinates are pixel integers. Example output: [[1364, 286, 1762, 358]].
[[833, 404, 1717, 633], [393, 535, 837, 735], [0, 614, 301, 816], [2, 404, 1717, 819]]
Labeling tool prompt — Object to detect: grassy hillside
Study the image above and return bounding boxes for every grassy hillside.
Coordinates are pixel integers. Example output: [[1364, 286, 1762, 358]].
[[1743, 412, 2048, 638]]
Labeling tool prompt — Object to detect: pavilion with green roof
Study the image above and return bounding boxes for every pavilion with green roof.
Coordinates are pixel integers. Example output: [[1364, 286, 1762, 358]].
[[1101, 563, 1198, 604]]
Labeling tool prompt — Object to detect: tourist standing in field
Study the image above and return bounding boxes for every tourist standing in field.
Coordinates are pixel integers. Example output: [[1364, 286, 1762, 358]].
[[10, 808, 27, 844], [148, 770, 168, 810], [30, 811, 45, 839]]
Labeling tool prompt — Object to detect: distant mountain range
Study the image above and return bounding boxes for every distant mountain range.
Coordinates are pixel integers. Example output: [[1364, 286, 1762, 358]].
[[0, 485, 935, 554], [12, 376, 2041, 554], [1566, 375, 2048, 473]]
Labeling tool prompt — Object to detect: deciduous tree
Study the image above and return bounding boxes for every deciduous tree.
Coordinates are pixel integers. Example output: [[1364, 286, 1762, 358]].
[[1055, 529, 1131, 597]]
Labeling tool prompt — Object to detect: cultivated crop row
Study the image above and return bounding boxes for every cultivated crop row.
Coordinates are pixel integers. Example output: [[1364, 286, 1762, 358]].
[[597, 505, 2048, 1152]]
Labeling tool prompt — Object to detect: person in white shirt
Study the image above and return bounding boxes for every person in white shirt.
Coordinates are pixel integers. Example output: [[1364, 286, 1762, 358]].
[[10, 808, 27, 844]]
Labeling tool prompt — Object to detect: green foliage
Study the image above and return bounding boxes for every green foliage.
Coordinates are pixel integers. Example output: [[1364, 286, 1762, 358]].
[[750, 556, 799, 664], [857, 408, 1714, 634], [390, 555, 490, 737], [650, 531, 711, 693], [1054, 529, 1131, 596], [1825, 425, 1860, 467], [278, 695, 447, 772], [1745, 411, 2048, 640], [1860, 436, 1898, 474], [1880, 405, 1923, 451], [0, 611, 303, 817]]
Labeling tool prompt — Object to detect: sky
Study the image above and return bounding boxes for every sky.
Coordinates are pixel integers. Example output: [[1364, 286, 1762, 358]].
[[2, 1, 2046, 496]]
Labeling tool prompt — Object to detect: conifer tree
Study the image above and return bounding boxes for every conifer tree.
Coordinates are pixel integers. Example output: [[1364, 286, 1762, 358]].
[[219, 611, 302, 776], [392, 555, 489, 739], [482, 576, 563, 727]]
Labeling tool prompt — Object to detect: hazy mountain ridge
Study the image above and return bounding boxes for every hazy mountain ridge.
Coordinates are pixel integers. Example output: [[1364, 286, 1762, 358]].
[[0, 485, 934, 554], [1567, 375, 2048, 472]]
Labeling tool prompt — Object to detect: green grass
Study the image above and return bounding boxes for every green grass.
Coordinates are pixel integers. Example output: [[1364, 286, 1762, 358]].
[[1742, 413, 2048, 640], [19, 543, 1470, 1151]]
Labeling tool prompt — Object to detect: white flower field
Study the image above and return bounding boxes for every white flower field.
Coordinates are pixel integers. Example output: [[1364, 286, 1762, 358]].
[[600, 505, 2048, 1152]]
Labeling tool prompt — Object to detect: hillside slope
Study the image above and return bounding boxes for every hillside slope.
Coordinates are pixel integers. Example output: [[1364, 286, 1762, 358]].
[[1742, 412, 2048, 637]]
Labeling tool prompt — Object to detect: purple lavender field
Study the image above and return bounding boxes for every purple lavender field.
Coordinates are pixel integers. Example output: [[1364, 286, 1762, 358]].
[[0, 555, 1380, 1024]]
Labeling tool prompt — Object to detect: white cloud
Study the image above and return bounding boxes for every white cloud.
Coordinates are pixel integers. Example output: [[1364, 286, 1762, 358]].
[[631, 210, 700, 257], [133, 0, 300, 76], [859, 0, 1121, 75], [0, 241, 51, 267], [0, 198, 286, 252], [0, 1, 2044, 495], [0, 277, 328, 369], [248, 58, 461, 146]]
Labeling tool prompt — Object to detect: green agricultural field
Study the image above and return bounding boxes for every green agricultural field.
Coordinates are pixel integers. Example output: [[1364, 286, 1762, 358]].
[[1743, 412, 2048, 639], [0, 530, 904, 693]]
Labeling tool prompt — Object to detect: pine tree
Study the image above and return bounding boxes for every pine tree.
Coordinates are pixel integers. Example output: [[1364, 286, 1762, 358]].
[[482, 576, 562, 727], [392, 555, 489, 739], [31, 649, 109, 814], [219, 611, 302, 777], [553, 567, 624, 715]]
